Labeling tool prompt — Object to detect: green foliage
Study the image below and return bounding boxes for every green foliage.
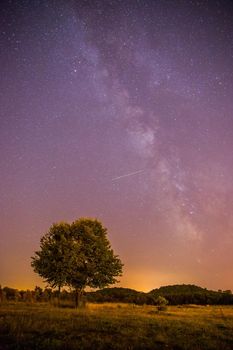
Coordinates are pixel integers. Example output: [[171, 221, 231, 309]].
[[154, 295, 168, 306], [31, 222, 71, 290], [31, 218, 123, 306], [154, 296, 168, 311], [67, 218, 123, 290]]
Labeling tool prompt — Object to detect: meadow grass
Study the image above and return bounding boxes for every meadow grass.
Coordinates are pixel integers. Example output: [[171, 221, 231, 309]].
[[0, 302, 233, 349]]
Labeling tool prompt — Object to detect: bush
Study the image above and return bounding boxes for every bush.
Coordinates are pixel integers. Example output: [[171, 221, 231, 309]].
[[154, 296, 168, 306], [157, 305, 167, 311]]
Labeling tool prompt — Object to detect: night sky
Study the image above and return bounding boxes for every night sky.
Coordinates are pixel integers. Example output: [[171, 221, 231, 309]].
[[1, 0, 233, 292]]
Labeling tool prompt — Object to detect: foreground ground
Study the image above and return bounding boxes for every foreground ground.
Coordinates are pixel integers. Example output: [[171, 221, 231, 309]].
[[0, 303, 233, 349]]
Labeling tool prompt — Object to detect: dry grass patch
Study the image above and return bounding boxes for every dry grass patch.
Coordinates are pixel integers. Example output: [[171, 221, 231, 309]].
[[0, 303, 233, 349]]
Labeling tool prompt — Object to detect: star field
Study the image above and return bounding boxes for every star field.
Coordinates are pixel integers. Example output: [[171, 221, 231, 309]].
[[1, 0, 233, 291]]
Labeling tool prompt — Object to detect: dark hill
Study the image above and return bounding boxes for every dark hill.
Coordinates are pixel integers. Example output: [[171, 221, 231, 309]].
[[149, 284, 233, 305], [86, 284, 233, 305], [150, 284, 206, 295], [86, 287, 154, 305]]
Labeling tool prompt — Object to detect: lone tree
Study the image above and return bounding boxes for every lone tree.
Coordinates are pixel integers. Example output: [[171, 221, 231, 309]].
[[31, 218, 123, 307]]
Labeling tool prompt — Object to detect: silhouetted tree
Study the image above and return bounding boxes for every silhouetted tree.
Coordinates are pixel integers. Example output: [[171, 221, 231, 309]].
[[31, 218, 123, 307], [34, 286, 43, 302], [2, 287, 20, 301], [43, 288, 53, 302]]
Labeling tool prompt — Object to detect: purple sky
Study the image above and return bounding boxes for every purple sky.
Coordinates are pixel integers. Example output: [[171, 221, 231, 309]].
[[1, 0, 233, 292]]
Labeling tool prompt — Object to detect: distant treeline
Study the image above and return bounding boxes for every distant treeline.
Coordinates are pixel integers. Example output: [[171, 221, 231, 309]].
[[1, 284, 232, 305], [149, 284, 233, 305]]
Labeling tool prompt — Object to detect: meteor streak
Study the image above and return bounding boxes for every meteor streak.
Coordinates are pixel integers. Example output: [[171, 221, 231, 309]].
[[112, 169, 145, 182]]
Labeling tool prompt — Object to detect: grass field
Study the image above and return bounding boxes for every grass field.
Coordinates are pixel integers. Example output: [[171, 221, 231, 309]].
[[0, 302, 233, 349]]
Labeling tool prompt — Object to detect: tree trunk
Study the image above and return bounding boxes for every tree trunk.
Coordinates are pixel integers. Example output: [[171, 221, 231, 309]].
[[75, 288, 83, 308], [58, 285, 61, 307]]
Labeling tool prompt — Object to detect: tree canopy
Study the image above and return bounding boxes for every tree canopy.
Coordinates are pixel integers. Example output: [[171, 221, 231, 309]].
[[31, 218, 123, 307]]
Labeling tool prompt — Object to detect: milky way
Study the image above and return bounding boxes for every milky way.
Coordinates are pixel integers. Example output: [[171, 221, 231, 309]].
[[1, 0, 233, 291]]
